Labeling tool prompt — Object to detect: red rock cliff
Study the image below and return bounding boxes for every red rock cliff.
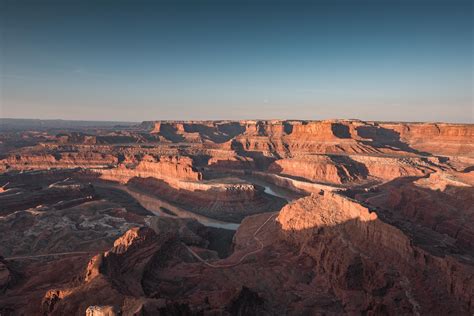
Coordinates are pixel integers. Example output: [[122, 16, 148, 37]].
[[277, 192, 474, 314]]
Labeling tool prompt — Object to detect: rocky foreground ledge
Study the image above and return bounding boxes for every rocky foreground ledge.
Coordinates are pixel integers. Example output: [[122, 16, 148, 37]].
[[30, 191, 474, 315]]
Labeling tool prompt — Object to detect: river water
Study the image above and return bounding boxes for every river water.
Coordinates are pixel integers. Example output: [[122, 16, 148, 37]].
[[95, 178, 294, 231]]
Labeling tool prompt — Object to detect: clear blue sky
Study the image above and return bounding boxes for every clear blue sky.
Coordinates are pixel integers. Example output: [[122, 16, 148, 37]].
[[1, 0, 472, 122]]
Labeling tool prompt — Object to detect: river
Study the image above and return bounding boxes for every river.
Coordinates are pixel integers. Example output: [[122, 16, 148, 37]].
[[94, 178, 294, 231]]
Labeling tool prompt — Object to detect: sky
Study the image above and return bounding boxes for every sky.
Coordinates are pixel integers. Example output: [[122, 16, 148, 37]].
[[0, 0, 472, 123]]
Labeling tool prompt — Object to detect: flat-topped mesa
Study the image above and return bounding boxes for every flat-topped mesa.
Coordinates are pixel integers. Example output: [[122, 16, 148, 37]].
[[230, 120, 290, 156], [55, 131, 159, 145], [140, 120, 474, 157], [277, 192, 474, 314], [381, 122, 474, 140], [149, 122, 163, 134], [379, 123, 474, 157], [283, 120, 434, 156], [150, 121, 244, 143], [0, 152, 118, 172], [150, 122, 192, 142], [138, 154, 201, 181], [349, 155, 432, 181], [238, 119, 363, 139], [148, 120, 376, 155], [233, 120, 382, 157], [56, 132, 97, 144], [240, 120, 289, 136], [288, 120, 354, 139], [270, 154, 433, 185], [207, 152, 256, 170], [150, 121, 218, 133], [96, 154, 202, 184], [0, 181, 95, 216], [268, 155, 367, 185], [144, 119, 473, 138]]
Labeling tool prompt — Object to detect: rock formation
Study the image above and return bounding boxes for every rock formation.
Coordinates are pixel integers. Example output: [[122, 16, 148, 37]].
[[278, 192, 473, 314], [0, 119, 472, 315], [95, 154, 202, 183]]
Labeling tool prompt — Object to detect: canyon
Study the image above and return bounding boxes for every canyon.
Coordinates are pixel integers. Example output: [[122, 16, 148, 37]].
[[0, 119, 473, 315]]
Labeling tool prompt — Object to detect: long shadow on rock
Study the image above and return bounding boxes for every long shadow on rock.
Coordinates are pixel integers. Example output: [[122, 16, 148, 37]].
[[183, 122, 246, 144], [230, 140, 277, 170], [356, 125, 431, 156], [159, 124, 186, 143], [277, 194, 473, 315], [331, 123, 351, 138], [328, 154, 370, 179], [11, 192, 473, 315], [354, 177, 474, 254]]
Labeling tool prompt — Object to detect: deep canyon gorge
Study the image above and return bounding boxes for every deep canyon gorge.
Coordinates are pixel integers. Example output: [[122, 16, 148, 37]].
[[0, 119, 473, 315]]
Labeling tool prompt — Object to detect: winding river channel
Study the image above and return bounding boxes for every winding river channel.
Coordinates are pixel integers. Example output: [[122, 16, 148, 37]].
[[94, 178, 294, 231]]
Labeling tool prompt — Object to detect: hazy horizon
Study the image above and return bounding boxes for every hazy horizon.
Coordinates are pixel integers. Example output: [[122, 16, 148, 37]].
[[1, 0, 473, 123], [2, 117, 473, 125]]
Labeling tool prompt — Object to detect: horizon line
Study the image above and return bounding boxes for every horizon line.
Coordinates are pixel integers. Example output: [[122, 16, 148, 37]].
[[1, 117, 472, 125]]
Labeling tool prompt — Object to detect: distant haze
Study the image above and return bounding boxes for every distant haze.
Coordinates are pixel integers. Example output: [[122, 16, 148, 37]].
[[1, 0, 472, 123]]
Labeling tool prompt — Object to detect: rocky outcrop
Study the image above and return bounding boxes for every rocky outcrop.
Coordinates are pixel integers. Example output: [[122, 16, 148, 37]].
[[415, 169, 474, 191], [269, 155, 367, 184], [0, 182, 95, 216], [42, 227, 170, 315], [127, 177, 287, 222], [95, 154, 202, 184], [0, 152, 118, 171], [56, 132, 98, 145], [149, 121, 245, 143], [85, 227, 162, 287], [226, 286, 265, 315], [232, 120, 425, 157], [208, 155, 256, 170], [277, 192, 474, 314], [0, 258, 14, 294], [289, 121, 353, 139], [0, 173, 150, 261], [350, 155, 432, 180], [37, 220, 236, 315], [379, 123, 474, 157], [85, 305, 121, 316], [358, 176, 474, 251]]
